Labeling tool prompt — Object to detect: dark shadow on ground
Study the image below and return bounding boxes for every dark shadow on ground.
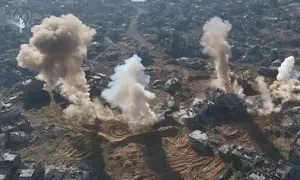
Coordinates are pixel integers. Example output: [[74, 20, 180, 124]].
[[154, 114, 180, 128], [140, 134, 183, 180], [84, 133, 112, 180], [23, 94, 51, 110], [184, 91, 283, 161], [240, 114, 283, 160], [23, 80, 51, 110], [87, 133, 112, 180], [78, 120, 112, 180]]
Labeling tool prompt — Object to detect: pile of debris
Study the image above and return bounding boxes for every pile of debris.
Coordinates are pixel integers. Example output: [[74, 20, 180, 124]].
[[0, 151, 90, 180], [0, 152, 22, 180], [0, 108, 34, 150], [183, 87, 248, 130], [84, 66, 110, 98], [188, 131, 299, 180]]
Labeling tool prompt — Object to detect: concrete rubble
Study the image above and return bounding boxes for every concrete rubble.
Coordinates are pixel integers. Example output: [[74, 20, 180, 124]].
[[164, 77, 182, 94], [232, 146, 264, 172], [0, 109, 32, 133], [0, 152, 21, 179], [18, 168, 44, 180], [219, 144, 235, 162], [84, 67, 110, 98], [281, 106, 300, 136], [188, 130, 211, 154], [4, 131, 34, 149], [170, 57, 208, 70], [1, 0, 300, 179], [247, 160, 293, 180], [44, 166, 90, 180], [183, 87, 248, 130], [0, 151, 90, 180]]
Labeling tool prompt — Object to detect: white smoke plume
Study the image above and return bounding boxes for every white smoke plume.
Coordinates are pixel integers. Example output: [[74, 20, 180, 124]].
[[101, 55, 157, 129], [269, 56, 300, 104], [201, 17, 233, 93], [277, 56, 295, 81], [16, 14, 113, 120], [233, 79, 245, 98], [270, 79, 300, 102], [255, 76, 274, 115]]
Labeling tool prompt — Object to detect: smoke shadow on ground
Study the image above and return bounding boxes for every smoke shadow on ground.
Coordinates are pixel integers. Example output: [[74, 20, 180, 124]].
[[237, 114, 283, 160], [140, 135, 183, 180], [76, 121, 112, 180], [85, 133, 112, 180], [55, 131, 112, 179], [22, 80, 51, 110], [23, 99, 51, 110], [94, 120, 181, 179], [184, 92, 283, 160], [81, 132, 112, 180], [215, 105, 283, 160]]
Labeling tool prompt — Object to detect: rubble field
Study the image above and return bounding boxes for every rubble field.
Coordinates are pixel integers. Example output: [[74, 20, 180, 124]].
[[2, 0, 300, 180]]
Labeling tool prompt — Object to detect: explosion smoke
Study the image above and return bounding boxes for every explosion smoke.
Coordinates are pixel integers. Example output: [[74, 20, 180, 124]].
[[269, 56, 300, 103], [16, 14, 113, 120], [201, 17, 233, 93], [277, 56, 295, 81], [255, 76, 274, 115], [270, 79, 300, 102], [101, 55, 157, 128]]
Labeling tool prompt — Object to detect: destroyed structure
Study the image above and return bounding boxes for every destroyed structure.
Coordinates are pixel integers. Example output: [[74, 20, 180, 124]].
[[1, 0, 300, 179]]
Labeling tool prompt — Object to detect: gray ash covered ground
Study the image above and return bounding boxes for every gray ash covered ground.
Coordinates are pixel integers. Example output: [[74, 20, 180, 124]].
[[2, 0, 300, 179]]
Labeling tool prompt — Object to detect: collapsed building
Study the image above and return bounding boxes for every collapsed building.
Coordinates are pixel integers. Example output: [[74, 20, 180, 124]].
[[232, 146, 264, 172], [188, 130, 212, 155], [248, 161, 293, 180], [2, 0, 300, 178], [183, 87, 248, 130], [220, 145, 297, 180], [0, 151, 89, 180], [83, 65, 110, 98], [0, 152, 21, 180], [20, 65, 110, 110]]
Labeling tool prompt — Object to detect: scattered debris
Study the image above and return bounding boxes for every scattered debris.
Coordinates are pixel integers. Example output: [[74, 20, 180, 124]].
[[188, 130, 211, 155], [0, 152, 21, 171], [1, 0, 300, 179], [164, 77, 182, 94], [172, 57, 208, 70], [232, 146, 264, 172], [4, 131, 32, 149], [247, 161, 293, 180], [19, 168, 44, 180], [219, 144, 235, 162]]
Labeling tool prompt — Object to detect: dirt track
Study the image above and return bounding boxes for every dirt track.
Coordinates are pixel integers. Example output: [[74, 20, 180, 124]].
[[128, 5, 153, 49]]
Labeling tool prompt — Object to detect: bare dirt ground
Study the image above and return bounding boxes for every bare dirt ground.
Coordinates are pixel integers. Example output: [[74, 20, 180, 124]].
[[18, 54, 294, 179]]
